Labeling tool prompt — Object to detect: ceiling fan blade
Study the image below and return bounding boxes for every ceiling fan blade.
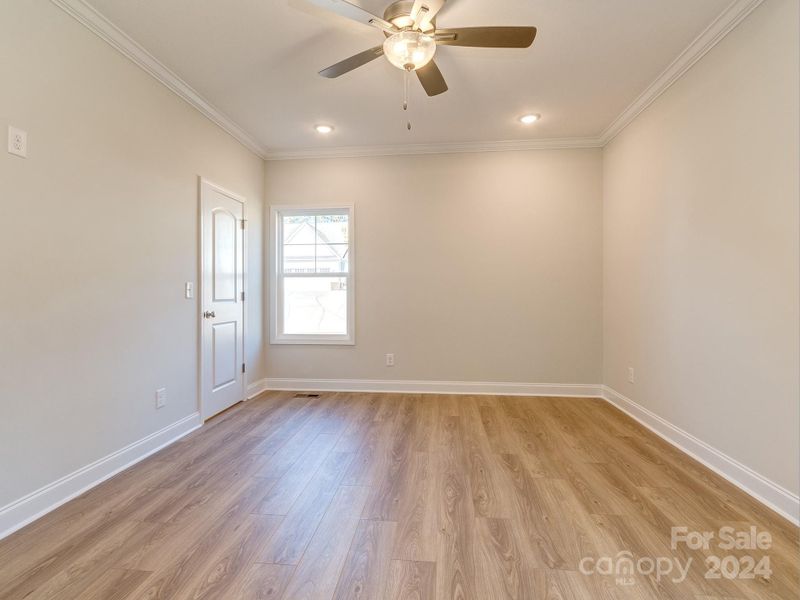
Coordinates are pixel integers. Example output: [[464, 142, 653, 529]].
[[411, 0, 445, 30], [435, 26, 537, 48], [307, 0, 397, 33], [416, 60, 448, 96], [319, 46, 385, 78]]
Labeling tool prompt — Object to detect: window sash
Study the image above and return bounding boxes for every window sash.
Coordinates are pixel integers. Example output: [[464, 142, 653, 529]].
[[278, 210, 350, 276], [270, 205, 355, 345]]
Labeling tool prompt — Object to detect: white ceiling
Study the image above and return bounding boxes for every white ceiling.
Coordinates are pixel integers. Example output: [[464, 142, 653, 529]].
[[84, 0, 735, 154]]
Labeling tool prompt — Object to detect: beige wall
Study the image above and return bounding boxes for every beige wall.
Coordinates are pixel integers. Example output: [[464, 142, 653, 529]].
[[603, 0, 799, 495], [1, 0, 796, 520], [265, 149, 603, 384], [0, 1, 265, 506]]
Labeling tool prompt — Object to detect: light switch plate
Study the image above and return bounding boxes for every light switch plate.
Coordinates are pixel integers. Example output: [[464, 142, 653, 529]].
[[185, 282, 194, 299], [8, 126, 27, 158]]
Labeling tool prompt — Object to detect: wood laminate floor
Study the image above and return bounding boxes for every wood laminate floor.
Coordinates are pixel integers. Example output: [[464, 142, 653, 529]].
[[0, 392, 797, 599]]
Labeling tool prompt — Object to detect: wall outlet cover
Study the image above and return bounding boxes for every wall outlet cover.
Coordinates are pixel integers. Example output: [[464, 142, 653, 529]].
[[156, 388, 167, 409], [8, 126, 27, 158]]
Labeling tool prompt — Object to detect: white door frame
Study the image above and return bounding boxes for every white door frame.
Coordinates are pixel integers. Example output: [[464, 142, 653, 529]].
[[198, 177, 248, 420]]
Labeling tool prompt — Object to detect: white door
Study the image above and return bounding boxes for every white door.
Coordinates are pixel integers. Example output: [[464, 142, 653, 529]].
[[200, 179, 245, 420]]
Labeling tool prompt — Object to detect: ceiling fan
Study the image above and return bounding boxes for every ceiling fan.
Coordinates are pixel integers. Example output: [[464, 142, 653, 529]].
[[308, 0, 537, 97]]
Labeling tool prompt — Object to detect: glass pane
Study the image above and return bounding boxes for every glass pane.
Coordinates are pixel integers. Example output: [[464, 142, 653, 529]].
[[283, 215, 315, 245], [283, 244, 315, 273], [315, 214, 349, 244], [280, 211, 350, 275], [283, 277, 348, 335], [316, 243, 349, 273]]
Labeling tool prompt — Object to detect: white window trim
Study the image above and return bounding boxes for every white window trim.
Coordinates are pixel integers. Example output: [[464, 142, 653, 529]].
[[270, 204, 355, 345]]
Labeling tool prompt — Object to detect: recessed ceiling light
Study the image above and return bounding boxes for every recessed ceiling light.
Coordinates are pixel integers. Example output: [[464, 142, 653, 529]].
[[519, 114, 540, 125], [315, 124, 334, 134]]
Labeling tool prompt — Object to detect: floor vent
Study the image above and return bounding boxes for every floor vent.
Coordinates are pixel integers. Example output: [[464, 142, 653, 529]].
[[294, 393, 321, 398]]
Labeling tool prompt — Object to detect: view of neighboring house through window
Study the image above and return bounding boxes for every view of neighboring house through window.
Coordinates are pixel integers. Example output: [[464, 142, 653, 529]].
[[271, 206, 354, 344]]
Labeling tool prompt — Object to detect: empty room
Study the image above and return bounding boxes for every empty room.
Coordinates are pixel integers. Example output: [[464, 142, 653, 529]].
[[1, 0, 798, 598]]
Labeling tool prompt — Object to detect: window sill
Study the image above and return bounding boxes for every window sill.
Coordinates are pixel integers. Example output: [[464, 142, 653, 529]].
[[270, 336, 355, 346]]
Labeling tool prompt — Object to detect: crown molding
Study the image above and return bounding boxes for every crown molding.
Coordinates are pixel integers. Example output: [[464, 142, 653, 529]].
[[49, 0, 268, 159], [263, 136, 604, 161], [53, 0, 762, 161], [599, 0, 764, 145], [264, 0, 764, 160], [51, 0, 589, 161]]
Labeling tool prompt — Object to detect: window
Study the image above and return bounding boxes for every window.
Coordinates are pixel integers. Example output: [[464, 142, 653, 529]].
[[270, 206, 354, 344]]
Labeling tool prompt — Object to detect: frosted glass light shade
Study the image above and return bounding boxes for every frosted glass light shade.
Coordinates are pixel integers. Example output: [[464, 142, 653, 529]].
[[383, 31, 436, 71]]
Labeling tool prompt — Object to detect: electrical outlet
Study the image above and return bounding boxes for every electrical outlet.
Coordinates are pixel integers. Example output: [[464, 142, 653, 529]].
[[185, 282, 194, 299], [627, 367, 635, 384], [156, 387, 167, 409], [385, 353, 395, 367], [8, 126, 27, 158]]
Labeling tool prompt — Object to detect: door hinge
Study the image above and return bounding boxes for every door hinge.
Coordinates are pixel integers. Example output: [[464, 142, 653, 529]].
[[241, 291, 245, 301], [242, 363, 246, 374], [240, 219, 247, 230]]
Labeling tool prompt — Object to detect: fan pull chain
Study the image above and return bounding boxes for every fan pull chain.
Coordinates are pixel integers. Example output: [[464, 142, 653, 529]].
[[403, 69, 412, 131], [403, 69, 409, 111]]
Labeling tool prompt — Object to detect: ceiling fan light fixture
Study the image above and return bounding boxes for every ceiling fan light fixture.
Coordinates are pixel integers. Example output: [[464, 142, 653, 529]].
[[383, 30, 436, 71], [314, 124, 334, 134], [519, 113, 540, 125]]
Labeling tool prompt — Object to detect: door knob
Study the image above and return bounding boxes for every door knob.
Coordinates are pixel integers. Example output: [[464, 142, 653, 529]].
[[203, 310, 216, 319]]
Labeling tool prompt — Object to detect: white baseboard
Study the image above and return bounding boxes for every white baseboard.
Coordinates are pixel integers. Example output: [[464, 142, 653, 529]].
[[10, 381, 790, 540], [247, 378, 270, 399], [0, 412, 202, 541], [262, 378, 603, 397], [602, 386, 799, 526], [256, 377, 798, 524]]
